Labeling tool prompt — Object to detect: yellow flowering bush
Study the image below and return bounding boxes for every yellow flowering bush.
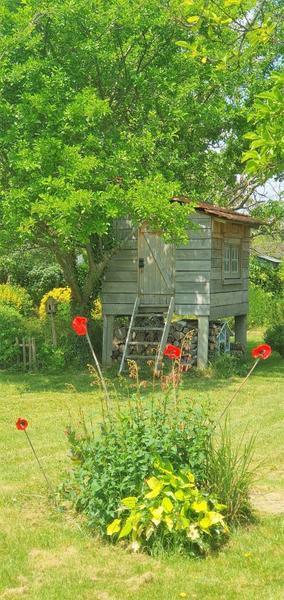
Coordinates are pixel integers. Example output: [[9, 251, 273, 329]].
[[39, 287, 72, 319], [91, 298, 102, 320], [39, 287, 102, 320], [0, 283, 33, 315]]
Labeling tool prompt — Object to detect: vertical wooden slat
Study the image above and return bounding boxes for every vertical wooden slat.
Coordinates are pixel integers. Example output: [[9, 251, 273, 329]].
[[22, 338, 26, 371]]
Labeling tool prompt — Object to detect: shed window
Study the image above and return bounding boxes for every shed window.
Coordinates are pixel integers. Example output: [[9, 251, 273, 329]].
[[223, 243, 240, 279]]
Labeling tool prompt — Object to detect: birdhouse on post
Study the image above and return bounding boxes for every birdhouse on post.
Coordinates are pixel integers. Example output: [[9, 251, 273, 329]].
[[45, 296, 58, 346]]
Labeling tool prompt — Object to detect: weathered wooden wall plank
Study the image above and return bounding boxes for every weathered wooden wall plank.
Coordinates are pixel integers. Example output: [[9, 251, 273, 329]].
[[176, 249, 212, 260], [175, 292, 210, 305], [176, 260, 211, 271], [210, 303, 248, 319], [102, 282, 138, 293], [175, 304, 210, 316], [211, 290, 248, 307], [176, 281, 210, 293]]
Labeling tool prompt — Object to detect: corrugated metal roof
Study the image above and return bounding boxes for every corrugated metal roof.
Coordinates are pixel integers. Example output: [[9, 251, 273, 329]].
[[170, 198, 262, 227], [255, 253, 281, 264]]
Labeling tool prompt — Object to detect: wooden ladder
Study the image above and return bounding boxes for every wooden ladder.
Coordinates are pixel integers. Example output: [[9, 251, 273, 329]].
[[118, 296, 175, 375]]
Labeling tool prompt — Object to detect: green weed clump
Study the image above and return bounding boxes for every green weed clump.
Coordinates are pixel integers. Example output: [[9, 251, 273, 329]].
[[62, 402, 212, 537], [206, 422, 256, 524], [62, 354, 257, 556]]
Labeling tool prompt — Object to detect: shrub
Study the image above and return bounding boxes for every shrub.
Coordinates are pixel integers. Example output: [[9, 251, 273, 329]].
[[249, 256, 283, 296], [265, 323, 284, 357], [62, 403, 212, 536], [205, 422, 256, 524], [211, 353, 250, 378], [39, 287, 72, 320], [107, 460, 228, 556], [0, 283, 33, 316], [0, 304, 25, 367], [248, 284, 273, 327]]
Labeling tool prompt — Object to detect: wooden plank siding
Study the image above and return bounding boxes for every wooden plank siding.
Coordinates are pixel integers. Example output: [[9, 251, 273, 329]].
[[102, 220, 138, 315], [210, 220, 250, 318], [175, 214, 212, 316]]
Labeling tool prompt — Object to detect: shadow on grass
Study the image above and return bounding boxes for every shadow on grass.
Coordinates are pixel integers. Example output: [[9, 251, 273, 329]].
[[0, 340, 282, 395]]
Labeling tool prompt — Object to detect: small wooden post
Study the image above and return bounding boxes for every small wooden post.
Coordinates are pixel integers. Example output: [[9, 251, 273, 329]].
[[102, 314, 114, 366], [197, 316, 209, 369], [45, 296, 58, 347], [235, 314, 247, 349], [28, 337, 32, 370], [32, 337, 37, 370], [22, 337, 27, 370]]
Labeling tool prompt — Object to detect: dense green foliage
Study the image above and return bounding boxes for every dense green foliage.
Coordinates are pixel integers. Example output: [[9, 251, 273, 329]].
[[243, 69, 284, 179], [0, 246, 64, 304], [265, 323, 284, 358], [0, 304, 25, 366], [62, 404, 212, 536], [248, 284, 274, 327], [107, 460, 228, 556], [0, 0, 282, 311], [249, 256, 283, 295]]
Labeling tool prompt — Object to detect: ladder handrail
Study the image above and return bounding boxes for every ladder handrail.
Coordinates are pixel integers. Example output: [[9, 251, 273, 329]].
[[154, 296, 175, 372], [118, 296, 140, 375]]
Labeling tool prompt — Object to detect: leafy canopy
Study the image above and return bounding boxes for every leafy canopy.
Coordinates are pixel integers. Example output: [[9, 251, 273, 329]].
[[0, 0, 282, 303]]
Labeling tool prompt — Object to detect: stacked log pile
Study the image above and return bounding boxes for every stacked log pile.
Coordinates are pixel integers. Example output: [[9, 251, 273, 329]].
[[112, 318, 225, 366]]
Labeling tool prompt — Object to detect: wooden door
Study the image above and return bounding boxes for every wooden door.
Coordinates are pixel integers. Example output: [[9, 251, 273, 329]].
[[138, 229, 175, 305]]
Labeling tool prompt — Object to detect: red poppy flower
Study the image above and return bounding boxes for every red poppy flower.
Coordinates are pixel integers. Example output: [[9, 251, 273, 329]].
[[163, 344, 182, 360], [16, 418, 28, 430], [251, 344, 272, 360], [72, 316, 88, 336]]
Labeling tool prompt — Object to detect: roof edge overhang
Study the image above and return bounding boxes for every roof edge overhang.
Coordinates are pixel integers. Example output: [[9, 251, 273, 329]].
[[170, 197, 263, 227]]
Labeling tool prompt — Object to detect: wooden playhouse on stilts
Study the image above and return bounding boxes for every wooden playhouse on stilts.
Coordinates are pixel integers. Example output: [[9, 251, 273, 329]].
[[101, 201, 260, 372]]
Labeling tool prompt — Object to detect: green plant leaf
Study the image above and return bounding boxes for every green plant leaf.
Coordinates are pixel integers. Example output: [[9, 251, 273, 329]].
[[187, 16, 200, 24], [118, 517, 133, 539], [191, 500, 208, 513], [175, 489, 185, 501], [121, 496, 138, 509], [107, 518, 121, 536], [162, 496, 174, 513]]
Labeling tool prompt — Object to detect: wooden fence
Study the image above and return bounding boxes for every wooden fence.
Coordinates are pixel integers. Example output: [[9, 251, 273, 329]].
[[15, 337, 37, 371]]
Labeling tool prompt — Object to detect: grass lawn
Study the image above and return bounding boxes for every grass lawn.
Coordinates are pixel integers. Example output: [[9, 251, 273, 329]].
[[0, 329, 283, 600]]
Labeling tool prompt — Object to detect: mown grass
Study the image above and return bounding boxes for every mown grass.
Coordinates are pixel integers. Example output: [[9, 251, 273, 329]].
[[0, 329, 283, 600]]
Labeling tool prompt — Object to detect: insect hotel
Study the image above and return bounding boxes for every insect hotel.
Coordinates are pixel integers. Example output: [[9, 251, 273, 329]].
[[101, 201, 260, 372]]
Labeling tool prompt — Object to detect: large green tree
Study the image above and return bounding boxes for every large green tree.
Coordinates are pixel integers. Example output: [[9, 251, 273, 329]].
[[0, 0, 282, 310]]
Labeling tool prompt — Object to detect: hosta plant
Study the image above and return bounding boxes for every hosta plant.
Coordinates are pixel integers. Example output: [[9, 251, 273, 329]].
[[107, 460, 228, 557]]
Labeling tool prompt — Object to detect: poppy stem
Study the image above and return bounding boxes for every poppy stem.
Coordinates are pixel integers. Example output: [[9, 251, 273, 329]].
[[24, 430, 53, 492], [85, 332, 111, 415], [215, 358, 260, 428]]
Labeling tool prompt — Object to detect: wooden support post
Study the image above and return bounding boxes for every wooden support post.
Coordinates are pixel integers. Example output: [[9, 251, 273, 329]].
[[50, 314, 57, 347], [102, 315, 114, 367], [235, 314, 247, 350], [197, 316, 209, 369]]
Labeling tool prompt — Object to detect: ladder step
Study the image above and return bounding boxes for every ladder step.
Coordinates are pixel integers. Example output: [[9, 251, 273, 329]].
[[128, 341, 159, 346], [132, 327, 164, 331], [126, 355, 156, 359], [136, 313, 165, 317]]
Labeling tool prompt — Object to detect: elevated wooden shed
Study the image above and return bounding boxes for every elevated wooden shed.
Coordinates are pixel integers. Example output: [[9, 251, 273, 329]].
[[101, 202, 260, 370]]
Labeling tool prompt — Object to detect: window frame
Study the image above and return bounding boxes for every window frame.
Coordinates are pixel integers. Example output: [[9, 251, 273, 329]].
[[222, 240, 242, 283]]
